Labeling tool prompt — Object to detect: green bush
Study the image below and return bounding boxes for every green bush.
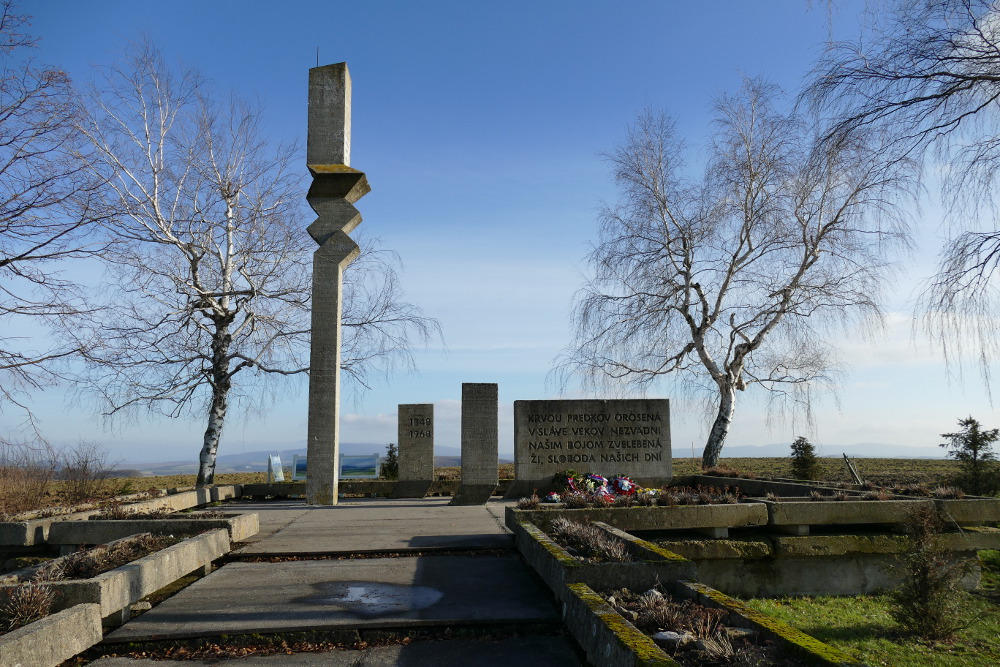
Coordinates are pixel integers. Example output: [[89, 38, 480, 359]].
[[790, 436, 821, 481], [380, 443, 398, 480], [890, 505, 971, 640], [940, 416, 1000, 496]]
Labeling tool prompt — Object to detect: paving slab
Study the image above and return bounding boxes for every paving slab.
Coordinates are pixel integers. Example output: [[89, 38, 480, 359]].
[[232, 498, 512, 554], [89, 635, 583, 666], [105, 555, 558, 641]]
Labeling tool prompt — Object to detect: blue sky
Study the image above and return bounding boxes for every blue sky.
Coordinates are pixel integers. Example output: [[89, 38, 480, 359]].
[[8, 1, 997, 463]]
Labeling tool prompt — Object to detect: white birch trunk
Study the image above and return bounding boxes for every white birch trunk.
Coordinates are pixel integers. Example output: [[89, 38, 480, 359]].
[[702, 381, 736, 468]]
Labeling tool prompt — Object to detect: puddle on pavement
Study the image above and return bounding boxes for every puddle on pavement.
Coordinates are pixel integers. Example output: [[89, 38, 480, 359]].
[[298, 581, 445, 618]]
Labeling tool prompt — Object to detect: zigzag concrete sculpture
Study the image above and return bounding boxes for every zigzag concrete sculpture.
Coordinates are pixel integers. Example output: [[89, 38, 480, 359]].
[[305, 63, 369, 505]]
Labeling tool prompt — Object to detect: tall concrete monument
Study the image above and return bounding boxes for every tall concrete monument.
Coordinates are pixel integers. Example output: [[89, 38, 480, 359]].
[[450, 383, 499, 505], [306, 63, 370, 505]]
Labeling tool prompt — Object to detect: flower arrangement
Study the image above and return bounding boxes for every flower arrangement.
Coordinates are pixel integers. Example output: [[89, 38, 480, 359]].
[[546, 470, 648, 503]]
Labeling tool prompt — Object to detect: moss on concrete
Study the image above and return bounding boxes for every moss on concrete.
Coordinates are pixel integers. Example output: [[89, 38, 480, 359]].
[[656, 538, 772, 560], [566, 583, 679, 667], [681, 581, 864, 665], [519, 521, 579, 568]]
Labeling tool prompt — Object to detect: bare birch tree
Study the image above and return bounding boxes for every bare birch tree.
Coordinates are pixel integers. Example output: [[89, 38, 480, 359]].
[[806, 0, 1000, 383], [69, 42, 439, 485], [0, 1, 103, 431], [560, 79, 915, 467]]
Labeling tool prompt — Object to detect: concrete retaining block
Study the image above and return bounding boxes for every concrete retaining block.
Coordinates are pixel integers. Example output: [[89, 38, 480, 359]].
[[0, 486, 241, 547], [563, 582, 679, 667], [764, 499, 933, 528], [507, 503, 767, 532], [511, 520, 695, 602], [0, 528, 231, 624], [0, 602, 102, 667], [122, 486, 240, 514], [48, 512, 259, 544], [654, 529, 993, 595], [0, 518, 56, 547], [937, 497, 1000, 524]]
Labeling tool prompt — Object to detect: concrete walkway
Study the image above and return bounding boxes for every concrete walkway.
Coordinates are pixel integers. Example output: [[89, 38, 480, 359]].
[[89, 498, 583, 666]]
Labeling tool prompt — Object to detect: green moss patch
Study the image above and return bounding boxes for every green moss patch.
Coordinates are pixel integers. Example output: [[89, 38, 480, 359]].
[[566, 583, 678, 667], [682, 581, 864, 665]]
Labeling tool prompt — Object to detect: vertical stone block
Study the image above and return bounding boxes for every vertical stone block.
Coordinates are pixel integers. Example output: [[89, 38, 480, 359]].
[[504, 398, 671, 498], [394, 404, 434, 498], [304, 62, 367, 506], [308, 63, 351, 167], [450, 383, 499, 505]]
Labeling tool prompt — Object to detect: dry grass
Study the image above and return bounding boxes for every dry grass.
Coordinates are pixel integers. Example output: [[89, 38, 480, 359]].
[[547, 517, 633, 562], [0, 457, 972, 520]]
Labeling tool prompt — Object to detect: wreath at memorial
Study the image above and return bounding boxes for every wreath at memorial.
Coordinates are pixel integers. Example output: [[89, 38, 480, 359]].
[[546, 470, 645, 503]]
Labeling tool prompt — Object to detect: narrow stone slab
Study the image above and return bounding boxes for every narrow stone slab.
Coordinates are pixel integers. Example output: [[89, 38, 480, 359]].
[[0, 603, 102, 667], [451, 383, 498, 505], [104, 555, 559, 642], [236, 498, 510, 554], [395, 403, 434, 498]]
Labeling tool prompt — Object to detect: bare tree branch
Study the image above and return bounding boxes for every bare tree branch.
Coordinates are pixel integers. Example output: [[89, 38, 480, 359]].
[[66, 40, 441, 485], [806, 0, 1000, 388], [557, 78, 916, 467], [0, 0, 106, 432]]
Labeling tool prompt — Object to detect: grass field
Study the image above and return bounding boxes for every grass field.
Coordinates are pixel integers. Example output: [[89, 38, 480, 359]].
[[742, 551, 1000, 666]]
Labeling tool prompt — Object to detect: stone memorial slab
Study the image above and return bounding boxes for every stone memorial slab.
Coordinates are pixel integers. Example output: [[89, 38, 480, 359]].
[[450, 383, 498, 505], [504, 398, 671, 498], [394, 404, 434, 498]]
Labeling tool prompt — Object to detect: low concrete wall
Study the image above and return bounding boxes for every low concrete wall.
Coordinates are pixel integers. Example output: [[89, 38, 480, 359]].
[[0, 528, 231, 624], [511, 520, 695, 602], [120, 486, 241, 514], [651, 528, 996, 596], [0, 485, 243, 547], [765, 499, 934, 529], [0, 602, 102, 667], [562, 582, 679, 667], [507, 503, 767, 532], [48, 512, 259, 544], [0, 518, 61, 547], [937, 497, 1000, 524]]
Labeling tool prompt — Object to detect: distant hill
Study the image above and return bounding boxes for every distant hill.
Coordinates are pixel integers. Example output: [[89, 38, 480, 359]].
[[127, 443, 465, 475], [717, 443, 947, 459], [122, 440, 944, 475]]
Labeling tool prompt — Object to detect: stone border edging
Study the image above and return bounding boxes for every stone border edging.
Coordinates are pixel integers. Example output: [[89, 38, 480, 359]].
[[48, 512, 259, 544], [0, 528, 231, 625], [563, 582, 679, 667], [510, 519, 695, 602], [511, 517, 869, 665], [0, 485, 242, 547], [677, 580, 867, 666], [505, 502, 767, 532], [0, 602, 102, 667]]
